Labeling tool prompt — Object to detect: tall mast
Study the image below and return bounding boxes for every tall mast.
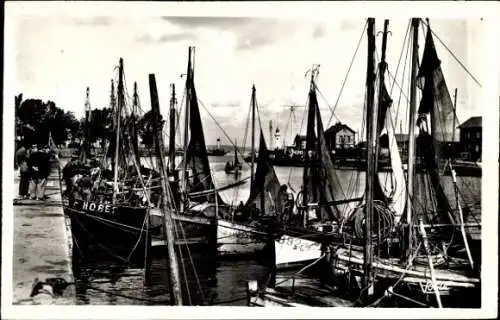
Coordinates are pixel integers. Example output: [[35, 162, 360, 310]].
[[375, 20, 390, 255], [181, 47, 193, 212], [112, 58, 124, 205], [406, 18, 420, 259], [363, 17, 377, 303], [132, 82, 140, 161], [109, 80, 116, 168], [269, 120, 273, 149], [169, 83, 177, 173], [250, 84, 256, 190], [149, 74, 183, 305], [84, 87, 91, 159]]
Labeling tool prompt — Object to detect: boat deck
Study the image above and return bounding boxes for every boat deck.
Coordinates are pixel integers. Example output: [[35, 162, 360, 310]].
[[250, 274, 353, 307]]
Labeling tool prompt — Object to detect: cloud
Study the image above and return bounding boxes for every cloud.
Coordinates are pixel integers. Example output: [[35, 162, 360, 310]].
[[71, 16, 111, 26], [211, 100, 242, 108], [136, 31, 197, 44], [313, 24, 326, 38], [340, 20, 358, 31], [161, 16, 255, 30], [235, 33, 274, 51]]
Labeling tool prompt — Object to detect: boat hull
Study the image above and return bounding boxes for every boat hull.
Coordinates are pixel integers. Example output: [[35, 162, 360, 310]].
[[149, 208, 216, 251], [325, 246, 481, 307], [216, 219, 270, 257], [63, 200, 149, 267], [274, 234, 322, 270]]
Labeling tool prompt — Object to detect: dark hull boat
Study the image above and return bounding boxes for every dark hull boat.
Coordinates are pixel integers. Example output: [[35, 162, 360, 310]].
[[63, 59, 157, 267], [207, 149, 228, 156], [64, 199, 150, 267]]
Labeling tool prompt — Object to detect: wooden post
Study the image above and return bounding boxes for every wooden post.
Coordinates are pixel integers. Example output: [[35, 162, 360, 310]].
[[363, 17, 377, 303], [149, 73, 184, 305], [418, 219, 443, 308]]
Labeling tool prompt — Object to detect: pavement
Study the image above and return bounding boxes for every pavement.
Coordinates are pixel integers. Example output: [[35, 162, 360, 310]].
[[12, 169, 76, 305]]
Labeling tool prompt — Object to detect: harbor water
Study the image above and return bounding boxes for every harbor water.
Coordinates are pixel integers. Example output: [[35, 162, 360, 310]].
[[72, 155, 481, 305]]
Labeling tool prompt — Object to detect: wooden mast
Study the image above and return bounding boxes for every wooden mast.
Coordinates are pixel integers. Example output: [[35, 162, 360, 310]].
[[109, 80, 116, 169], [149, 74, 184, 305], [112, 58, 124, 205], [269, 120, 273, 150], [84, 87, 91, 161], [376, 19, 390, 257], [363, 17, 377, 303], [169, 83, 177, 174], [406, 18, 420, 260], [181, 47, 193, 213], [131, 82, 140, 162], [250, 84, 256, 190]]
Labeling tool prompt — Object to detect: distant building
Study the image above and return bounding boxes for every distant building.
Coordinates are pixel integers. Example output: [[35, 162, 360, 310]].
[[458, 116, 482, 161], [378, 133, 409, 155], [293, 134, 307, 150], [324, 122, 356, 150]]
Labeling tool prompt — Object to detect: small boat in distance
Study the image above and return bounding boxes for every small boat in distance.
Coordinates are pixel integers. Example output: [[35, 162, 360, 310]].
[[225, 143, 242, 175], [207, 138, 228, 156]]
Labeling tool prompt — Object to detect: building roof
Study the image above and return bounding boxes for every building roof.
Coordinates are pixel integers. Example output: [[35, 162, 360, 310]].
[[324, 122, 356, 135], [458, 116, 482, 129]]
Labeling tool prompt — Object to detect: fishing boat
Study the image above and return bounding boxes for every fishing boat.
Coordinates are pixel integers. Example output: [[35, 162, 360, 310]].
[[322, 18, 481, 308], [253, 18, 481, 308], [216, 85, 282, 257], [207, 138, 228, 156], [272, 65, 362, 270], [62, 58, 154, 266], [149, 47, 242, 250]]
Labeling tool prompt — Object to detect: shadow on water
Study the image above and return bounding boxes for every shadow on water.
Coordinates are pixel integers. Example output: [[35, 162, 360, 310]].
[[73, 247, 271, 305]]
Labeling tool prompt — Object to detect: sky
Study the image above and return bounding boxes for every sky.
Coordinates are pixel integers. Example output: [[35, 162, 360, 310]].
[[6, 3, 486, 148]]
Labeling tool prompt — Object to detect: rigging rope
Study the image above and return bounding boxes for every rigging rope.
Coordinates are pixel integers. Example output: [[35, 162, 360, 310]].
[[326, 20, 368, 128], [419, 19, 482, 88]]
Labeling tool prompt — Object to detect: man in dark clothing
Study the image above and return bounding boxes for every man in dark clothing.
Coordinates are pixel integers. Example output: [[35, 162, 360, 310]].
[[15, 144, 30, 199], [28, 144, 42, 200]]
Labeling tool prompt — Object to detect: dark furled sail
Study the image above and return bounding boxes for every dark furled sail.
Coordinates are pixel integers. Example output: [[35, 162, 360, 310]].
[[414, 26, 457, 225], [303, 82, 347, 222], [244, 130, 281, 216], [183, 75, 225, 205]]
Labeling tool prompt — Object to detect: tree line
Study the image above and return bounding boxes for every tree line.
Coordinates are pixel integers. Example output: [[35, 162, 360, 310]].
[[15, 94, 163, 149]]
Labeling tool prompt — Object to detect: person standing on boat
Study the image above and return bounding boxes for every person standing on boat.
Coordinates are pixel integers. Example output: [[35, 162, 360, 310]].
[[277, 184, 294, 226], [15, 143, 30, 199]]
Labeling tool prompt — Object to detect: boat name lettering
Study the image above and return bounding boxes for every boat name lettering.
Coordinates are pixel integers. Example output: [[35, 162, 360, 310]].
[[278, 237, 320, 251], [78, 201, 117, 214], [419, 280, 449, 294]]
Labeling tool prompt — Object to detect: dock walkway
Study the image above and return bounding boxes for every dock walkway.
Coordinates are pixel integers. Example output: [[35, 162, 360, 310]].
[[12, 166, 75, 305]]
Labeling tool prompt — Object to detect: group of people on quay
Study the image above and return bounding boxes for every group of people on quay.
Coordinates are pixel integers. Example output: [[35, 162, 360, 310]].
[[15, 142, 55, 201]]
